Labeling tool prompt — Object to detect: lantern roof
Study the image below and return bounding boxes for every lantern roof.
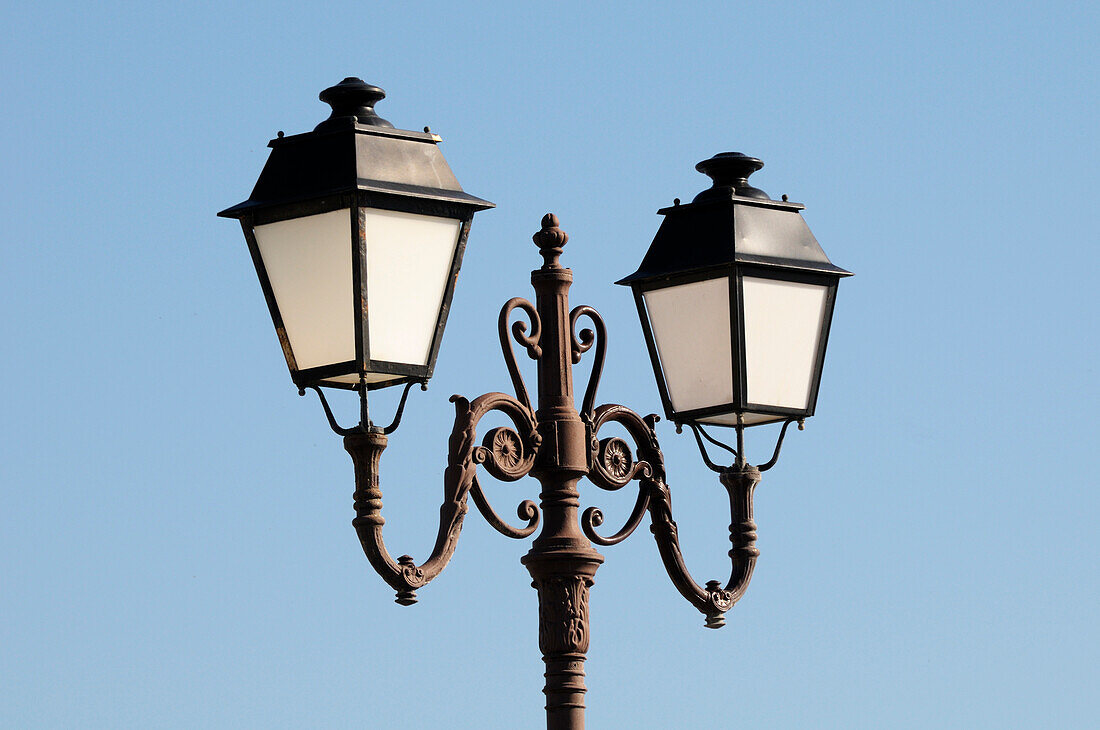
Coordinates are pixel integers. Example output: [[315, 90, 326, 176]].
[[617, 152, 850, 285], [218, 77, 493, 219]]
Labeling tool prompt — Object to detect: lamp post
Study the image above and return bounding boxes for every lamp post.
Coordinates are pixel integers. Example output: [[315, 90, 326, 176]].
[[221, 79, 850, 730]]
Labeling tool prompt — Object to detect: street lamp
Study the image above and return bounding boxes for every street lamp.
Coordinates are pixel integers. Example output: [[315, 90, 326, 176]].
[[221, 79, 850, 730], [618, 151, 851, 429]]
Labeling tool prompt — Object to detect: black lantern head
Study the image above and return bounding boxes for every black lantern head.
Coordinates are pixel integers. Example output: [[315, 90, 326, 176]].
[[219, 77, 494, 393], [618, 152, 851, 428]]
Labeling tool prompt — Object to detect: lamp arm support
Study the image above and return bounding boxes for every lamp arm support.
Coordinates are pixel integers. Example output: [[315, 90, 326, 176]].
[[585, 403, 760, 629], [646, 464, 761, 629], [345, 391, 541, 606]]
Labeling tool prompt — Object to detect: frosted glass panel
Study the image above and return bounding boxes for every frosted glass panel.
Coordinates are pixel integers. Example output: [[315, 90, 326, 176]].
[[742, 277, 827, 410], [643, 278, 733, 413], [254, 209, 354, 371], [364, 210, 461, 366]]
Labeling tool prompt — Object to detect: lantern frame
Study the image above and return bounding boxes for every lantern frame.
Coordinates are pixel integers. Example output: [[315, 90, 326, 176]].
[[618, 153, 850, 428], [219, 78, 493, 393]]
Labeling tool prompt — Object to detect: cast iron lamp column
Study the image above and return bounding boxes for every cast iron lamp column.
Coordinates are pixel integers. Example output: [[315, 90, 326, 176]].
[[519, 217, 603, 730]]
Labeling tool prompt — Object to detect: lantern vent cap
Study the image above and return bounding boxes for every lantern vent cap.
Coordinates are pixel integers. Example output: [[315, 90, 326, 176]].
[[693, 152, 770, 202], [315, 77, 394, 131]]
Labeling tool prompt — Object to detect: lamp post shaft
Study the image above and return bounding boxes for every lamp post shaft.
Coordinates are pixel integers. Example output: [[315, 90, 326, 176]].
[[521, 215, 603, 730]]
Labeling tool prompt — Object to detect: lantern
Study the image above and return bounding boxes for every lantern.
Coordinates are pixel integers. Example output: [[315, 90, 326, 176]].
[[618, 152, 850, 427], [219, 77, 493, 392]]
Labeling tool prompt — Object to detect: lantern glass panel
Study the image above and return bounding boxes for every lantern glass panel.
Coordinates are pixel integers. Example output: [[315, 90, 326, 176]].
[[642, 277, 734, 413], [741, 276, 828, 411], [253, 209, 354, 371], [364, 209, 462, 366]]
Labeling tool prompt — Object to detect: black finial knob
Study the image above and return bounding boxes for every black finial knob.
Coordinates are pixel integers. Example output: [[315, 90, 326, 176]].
[[315, 77, 394, 131], [693, 152, 770, 201], [533, 213, 569, 268]]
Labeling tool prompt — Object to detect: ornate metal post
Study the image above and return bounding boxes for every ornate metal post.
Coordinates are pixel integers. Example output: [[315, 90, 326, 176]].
[[520, 215, 603, 730]]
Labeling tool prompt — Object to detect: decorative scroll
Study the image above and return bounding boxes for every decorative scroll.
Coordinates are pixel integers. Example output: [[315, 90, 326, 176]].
[[581, 490, 649, 547], [475, 427, 532, 482], [498, 298, 541, 412], [568, 305, 606, 419], [591, 436, 652, 491], [579, 405, 659, 547], [470, 476, 539, 539]]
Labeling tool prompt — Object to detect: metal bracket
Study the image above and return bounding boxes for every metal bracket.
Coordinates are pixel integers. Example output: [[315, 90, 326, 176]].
[[300, 379, 425, 436]]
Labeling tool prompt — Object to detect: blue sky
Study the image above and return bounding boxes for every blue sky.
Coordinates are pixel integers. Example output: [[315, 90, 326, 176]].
[[1, 1, 1097, 727]]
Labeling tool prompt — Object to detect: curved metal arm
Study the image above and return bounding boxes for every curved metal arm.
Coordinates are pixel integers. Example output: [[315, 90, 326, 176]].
[[381, 381, 426, 434], [686, 423, 729, 474], [301, 385, 361, 436], [646, 464, 761, 629], [347, 391, 540, 605], [470, 476, 539, 539], [756, 418, 802, 472], [687, 417, 803, 473], [301, 379, 423, 436], [588, 403, 764, 629]]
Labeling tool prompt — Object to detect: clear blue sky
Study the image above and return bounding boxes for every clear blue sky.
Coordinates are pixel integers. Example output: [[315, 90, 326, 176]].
[[2, 1, 1097, 728]]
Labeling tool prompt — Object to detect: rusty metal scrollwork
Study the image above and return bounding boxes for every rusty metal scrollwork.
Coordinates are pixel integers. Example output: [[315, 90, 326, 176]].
[[568, 305, 606, 420], [498, 297, 541, 411], [580, 405, 656, 547], [475, 426, 531, 481], [347, 389, 541, 605], [470, 415, 543, 539], [582, 402, 762, 628], [470, 475, 540, 540]]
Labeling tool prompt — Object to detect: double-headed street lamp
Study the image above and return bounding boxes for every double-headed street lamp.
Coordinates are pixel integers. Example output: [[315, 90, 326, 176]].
[[220, 77, 850, 730]]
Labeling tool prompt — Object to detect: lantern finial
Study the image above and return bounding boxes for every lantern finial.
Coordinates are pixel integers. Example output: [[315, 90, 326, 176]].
[[316, 77, 394, 130], [694, 152, 769, 201]]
